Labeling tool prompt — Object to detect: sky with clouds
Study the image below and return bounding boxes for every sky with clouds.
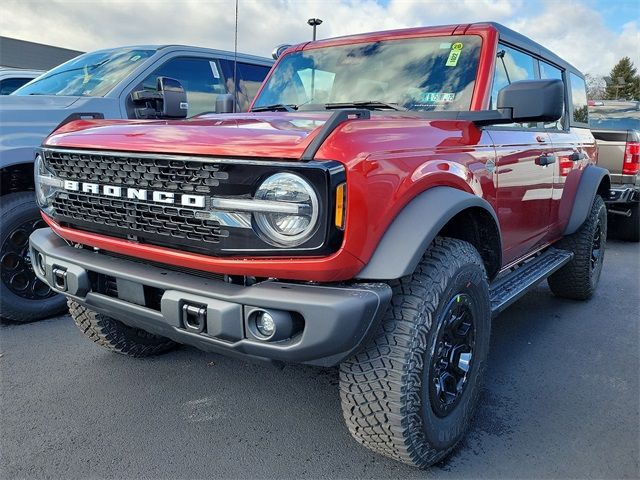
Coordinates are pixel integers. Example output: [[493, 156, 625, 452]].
[[1, 0, 638, 77]]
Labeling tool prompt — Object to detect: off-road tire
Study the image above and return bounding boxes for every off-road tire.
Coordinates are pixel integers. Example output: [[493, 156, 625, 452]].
[[0, 191, 66, 322], [68, 300, 177, 357], [548, 195, 607, 300], [339, 237, 491, 468], [609, 203, 639, 242]]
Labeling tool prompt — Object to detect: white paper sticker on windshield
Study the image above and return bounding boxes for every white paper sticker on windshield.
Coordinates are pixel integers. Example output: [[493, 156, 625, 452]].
[[210, 61, 220, 79], [439, 42, 452, 49]]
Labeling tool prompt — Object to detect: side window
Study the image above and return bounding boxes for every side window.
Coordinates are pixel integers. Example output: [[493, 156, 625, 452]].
[[219, 61, 271, 112], [139, 57, 227, 116], [491, 44, 536, 109], [235, 63, 271, 112], [540, 61, 565, 130], [0, 77, 33, 95], [570, 73, 589, 124], [491, 44, 537, 128]]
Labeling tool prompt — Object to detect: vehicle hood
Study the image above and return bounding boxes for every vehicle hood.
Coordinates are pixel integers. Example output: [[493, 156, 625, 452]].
[[45, 111, 485, 163], [45, 113, 333, 159], [0, 95, 116, 167], [0, 94, 81, 110]]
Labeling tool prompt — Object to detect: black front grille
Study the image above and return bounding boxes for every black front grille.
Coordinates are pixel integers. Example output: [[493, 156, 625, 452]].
[[46, 149, 229, 194], [43, 148, 340, 256], [52, 192, 228, 247]]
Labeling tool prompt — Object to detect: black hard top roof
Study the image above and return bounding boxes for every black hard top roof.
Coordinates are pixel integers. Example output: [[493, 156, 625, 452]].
[[483, 22, 582, 76]]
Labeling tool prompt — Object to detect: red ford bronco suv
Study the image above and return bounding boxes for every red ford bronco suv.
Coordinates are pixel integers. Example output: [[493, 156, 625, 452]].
[[29, 23, 609, 468]]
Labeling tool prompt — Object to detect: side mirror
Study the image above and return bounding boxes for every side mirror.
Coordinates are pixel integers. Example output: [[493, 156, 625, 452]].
[[130, 76, 188, 119], [157, 77, 188, 118], [215, 93, 235, 113], [272, 44, 291, 60], [497, 79, 564, 123]]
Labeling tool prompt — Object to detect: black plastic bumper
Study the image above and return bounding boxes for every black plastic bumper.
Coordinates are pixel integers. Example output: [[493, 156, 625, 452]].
[[30, 228, 391, 366], [607, 185, 640, 204]]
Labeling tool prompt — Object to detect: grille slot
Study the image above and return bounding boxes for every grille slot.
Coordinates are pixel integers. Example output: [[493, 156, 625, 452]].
[[45, 149, 229, 193], [52, 193, 227, 245]]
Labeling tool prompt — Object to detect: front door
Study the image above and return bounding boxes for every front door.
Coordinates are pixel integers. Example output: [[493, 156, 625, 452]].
[[488, 129, 555, 264]]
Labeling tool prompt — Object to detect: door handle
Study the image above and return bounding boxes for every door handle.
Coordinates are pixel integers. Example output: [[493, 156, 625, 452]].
[[536, 155, 556, 166], [569, 151, 586, 161]]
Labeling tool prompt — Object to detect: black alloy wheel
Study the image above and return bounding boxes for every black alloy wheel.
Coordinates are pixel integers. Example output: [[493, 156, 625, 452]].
[[1, 217, 53, 300], [428, 293, 476, 417]]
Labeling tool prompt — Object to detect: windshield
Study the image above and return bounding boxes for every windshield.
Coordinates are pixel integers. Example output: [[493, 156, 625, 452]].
[[589, 103, 640, 131], [13, 48, 155, 97], [253, 35, 482, 111]]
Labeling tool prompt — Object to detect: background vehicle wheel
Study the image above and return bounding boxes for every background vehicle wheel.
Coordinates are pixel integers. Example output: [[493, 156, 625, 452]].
[[339, 237, 491, 468], [68, 300, 177, 357], [548, 195, 607, 300], [0, 191, 66, 322], [608, 203, 639, 242]]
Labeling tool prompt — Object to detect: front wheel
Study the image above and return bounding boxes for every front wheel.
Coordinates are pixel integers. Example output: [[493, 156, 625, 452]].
[[68, 300, 177, 357], [339, 238, 491, 468], [0, 192, 67, 322]]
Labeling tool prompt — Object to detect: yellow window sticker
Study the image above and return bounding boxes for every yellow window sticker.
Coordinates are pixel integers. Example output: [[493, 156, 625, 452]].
[[446, 42, 463, 67]]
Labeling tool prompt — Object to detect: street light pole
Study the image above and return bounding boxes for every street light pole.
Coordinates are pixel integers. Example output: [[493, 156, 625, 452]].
[[307, 18, 323, 41]]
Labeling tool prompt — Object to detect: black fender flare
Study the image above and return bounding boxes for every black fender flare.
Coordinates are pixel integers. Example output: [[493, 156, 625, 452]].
[[355, 186, 501, 280], [563, 165, 610, 235]]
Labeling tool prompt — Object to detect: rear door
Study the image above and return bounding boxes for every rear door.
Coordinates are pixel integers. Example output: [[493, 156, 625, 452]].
[[486, 44, 555, 264], [543, 66, 594, 239]]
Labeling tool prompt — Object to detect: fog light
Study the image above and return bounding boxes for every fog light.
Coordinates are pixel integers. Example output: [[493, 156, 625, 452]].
[[255, 311, 275, 338]]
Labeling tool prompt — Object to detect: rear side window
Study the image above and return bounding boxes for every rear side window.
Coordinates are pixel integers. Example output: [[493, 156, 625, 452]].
[[540, 61, 565, 129], [236, 63, 271, 112], [570, 73, 588, 125], [219, 60, 271, 111], [140, 57, 227, 116]]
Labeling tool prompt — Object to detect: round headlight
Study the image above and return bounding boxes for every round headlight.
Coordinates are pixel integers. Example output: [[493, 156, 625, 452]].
[[253, 173, 319, 247]]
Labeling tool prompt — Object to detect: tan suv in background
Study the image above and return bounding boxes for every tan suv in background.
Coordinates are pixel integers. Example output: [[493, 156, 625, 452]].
[[590, 100, 640, 241]]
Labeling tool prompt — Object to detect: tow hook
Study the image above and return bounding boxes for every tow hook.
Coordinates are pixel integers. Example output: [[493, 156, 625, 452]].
[[182, 303, 207, 333], [52, 267, 68, 291]]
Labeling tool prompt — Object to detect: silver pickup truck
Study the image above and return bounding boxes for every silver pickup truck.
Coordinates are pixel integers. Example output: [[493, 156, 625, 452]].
[[590, 100, 639, 242], [0, 45, 272, 322]]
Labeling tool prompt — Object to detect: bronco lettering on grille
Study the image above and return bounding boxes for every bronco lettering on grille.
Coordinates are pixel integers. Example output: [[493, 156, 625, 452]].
[[63, 180, 206, 208]]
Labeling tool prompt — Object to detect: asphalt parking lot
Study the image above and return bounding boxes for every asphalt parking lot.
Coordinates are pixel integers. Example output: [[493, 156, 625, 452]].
[[1, 240, 638, 479]]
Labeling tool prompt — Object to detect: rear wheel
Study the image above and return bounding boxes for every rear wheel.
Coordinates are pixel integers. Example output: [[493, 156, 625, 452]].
[[548, 195, 607, 300], [0, 192, 66, 322], [68, 300, 177, 357], [339, 238, 491, 468]]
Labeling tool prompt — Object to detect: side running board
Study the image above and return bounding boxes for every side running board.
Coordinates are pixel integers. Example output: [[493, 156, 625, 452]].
[[489, 248, 573, 317]]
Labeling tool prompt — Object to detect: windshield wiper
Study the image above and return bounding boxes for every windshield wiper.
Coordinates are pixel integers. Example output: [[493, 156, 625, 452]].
[[324, 101, 406, 111], [250, 103, 297, 112]]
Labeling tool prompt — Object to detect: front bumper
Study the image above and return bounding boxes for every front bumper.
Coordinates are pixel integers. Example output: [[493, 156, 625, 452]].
[[30, 228, 391, 366]]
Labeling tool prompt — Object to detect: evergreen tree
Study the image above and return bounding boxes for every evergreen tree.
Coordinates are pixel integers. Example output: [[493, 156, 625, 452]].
[[604, 57, 640, 100]]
